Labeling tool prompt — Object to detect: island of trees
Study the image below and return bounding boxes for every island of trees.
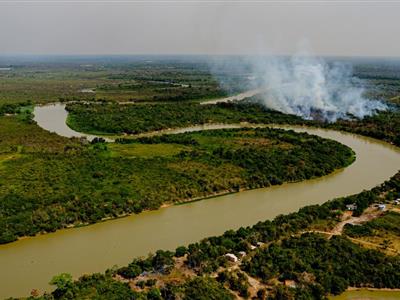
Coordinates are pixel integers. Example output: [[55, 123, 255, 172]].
[[0, 116, 354, 244]]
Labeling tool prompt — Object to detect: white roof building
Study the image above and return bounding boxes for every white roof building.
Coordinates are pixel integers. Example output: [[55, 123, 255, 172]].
[[378, 204, 386, 210], [225, 253, 238, 263]]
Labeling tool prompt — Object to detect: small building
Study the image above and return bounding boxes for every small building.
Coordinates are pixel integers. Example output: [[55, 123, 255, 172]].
[[394, 199, 400, 205], [250, 245, 257, 250], [346, 204, 357, 211], [256, 242, 264, 247], [225, 253, 238, 263], [378, 204, 386, 211], [238, 251, 246, 258]]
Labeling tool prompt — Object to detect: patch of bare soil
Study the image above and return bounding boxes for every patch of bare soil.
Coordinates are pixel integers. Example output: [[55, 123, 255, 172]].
[[331, 206, 385, 235]]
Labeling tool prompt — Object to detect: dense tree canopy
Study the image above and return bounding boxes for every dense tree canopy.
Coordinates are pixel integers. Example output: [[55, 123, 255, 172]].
[[0, 118, 354, 244], [18, 172, 400, 300], [65, 101, 305, 135]]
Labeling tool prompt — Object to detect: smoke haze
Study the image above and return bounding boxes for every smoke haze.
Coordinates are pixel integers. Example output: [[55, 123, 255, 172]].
[[257, 54, 388, 121], [213, 54, 388, 122]]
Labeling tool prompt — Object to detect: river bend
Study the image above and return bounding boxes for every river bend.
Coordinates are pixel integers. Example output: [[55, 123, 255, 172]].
[[0, 104, 399, 298]]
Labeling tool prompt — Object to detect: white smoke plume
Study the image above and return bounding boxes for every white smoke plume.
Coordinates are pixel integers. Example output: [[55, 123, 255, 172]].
[[252, 54, 388, 122], [211, 53, 388, 122]]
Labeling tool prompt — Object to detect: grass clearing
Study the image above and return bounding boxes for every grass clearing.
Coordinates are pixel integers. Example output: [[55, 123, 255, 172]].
[[0, 153, 22, 169], [343, 211, 400, 256], [108, 143, 189, 158]]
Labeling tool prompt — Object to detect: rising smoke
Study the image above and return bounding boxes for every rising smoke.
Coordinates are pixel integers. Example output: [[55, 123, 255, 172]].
[[254, 55, 387, 121], [212, 54, 388, 122]]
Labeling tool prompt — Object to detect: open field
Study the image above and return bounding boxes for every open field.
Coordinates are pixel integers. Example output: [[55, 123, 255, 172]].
[[108, 143, 189, 158], [343, 210, 400, 256], [0, 57, 252, 108]]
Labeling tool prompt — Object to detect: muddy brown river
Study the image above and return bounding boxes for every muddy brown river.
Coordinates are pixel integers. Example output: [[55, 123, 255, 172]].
[[0, 105, 399, 298]]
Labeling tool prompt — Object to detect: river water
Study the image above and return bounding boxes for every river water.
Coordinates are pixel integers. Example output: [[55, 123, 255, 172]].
[[200, 88, 264, 105], [33, 103, 106, 141], [0, 105, 398, 298]]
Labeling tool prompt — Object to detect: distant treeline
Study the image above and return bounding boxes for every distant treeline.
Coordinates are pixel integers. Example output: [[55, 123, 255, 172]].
[[324, 110, 400, 147]]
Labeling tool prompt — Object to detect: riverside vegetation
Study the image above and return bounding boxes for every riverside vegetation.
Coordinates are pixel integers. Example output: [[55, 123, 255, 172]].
[[65, 101, 304, 135], [13, 172, 400, 300], [2, 57, 400, 299], [0, 114, 354, 244], [66, 99, 400, 147], [3, 103, 400, 300], [0, 57, 250, 108]]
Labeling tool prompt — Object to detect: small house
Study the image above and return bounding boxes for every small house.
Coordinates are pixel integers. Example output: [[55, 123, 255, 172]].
[[394, 199, 400, 205], [346, 204, 357, 211], [250, 245, 257, 250], [378, 204, 386, 211], [225, 253, 238, 263]]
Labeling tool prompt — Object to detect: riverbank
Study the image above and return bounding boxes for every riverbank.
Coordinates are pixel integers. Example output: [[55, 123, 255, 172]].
[[20, 172, 400, 299], [1, 123, 399, 298], [63, 99, 303, 137], [1, 123, 355, 246], [0, 100, 393, 298], [6, 163, 357, 245]]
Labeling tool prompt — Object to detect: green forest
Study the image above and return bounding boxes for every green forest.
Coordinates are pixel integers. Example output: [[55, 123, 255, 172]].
[[324, 110, 400, 146], [65, 99, 400, 147], [14, 172, 400, 300], [0, 117, 354, 244], [65, 101, 304, 135], [2, 58, 400, 300]]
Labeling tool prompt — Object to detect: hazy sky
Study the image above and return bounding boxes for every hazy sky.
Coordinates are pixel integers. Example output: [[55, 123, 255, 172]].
[[0, 0, 399, 57]]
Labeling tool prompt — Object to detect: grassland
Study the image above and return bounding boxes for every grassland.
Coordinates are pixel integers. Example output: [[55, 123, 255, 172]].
[[1, 56, 399, 108], [354, 61, 400, 102], [343, 210, 400, 256], [0, 57, 248, 109], [108, 143, 189, 158]]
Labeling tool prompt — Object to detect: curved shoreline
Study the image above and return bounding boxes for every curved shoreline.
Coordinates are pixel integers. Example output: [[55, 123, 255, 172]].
[[1, 113, 399, 297], [3, 130, 356, 244], [33, 87, 263, 141], [0, 103, 396, 298]]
